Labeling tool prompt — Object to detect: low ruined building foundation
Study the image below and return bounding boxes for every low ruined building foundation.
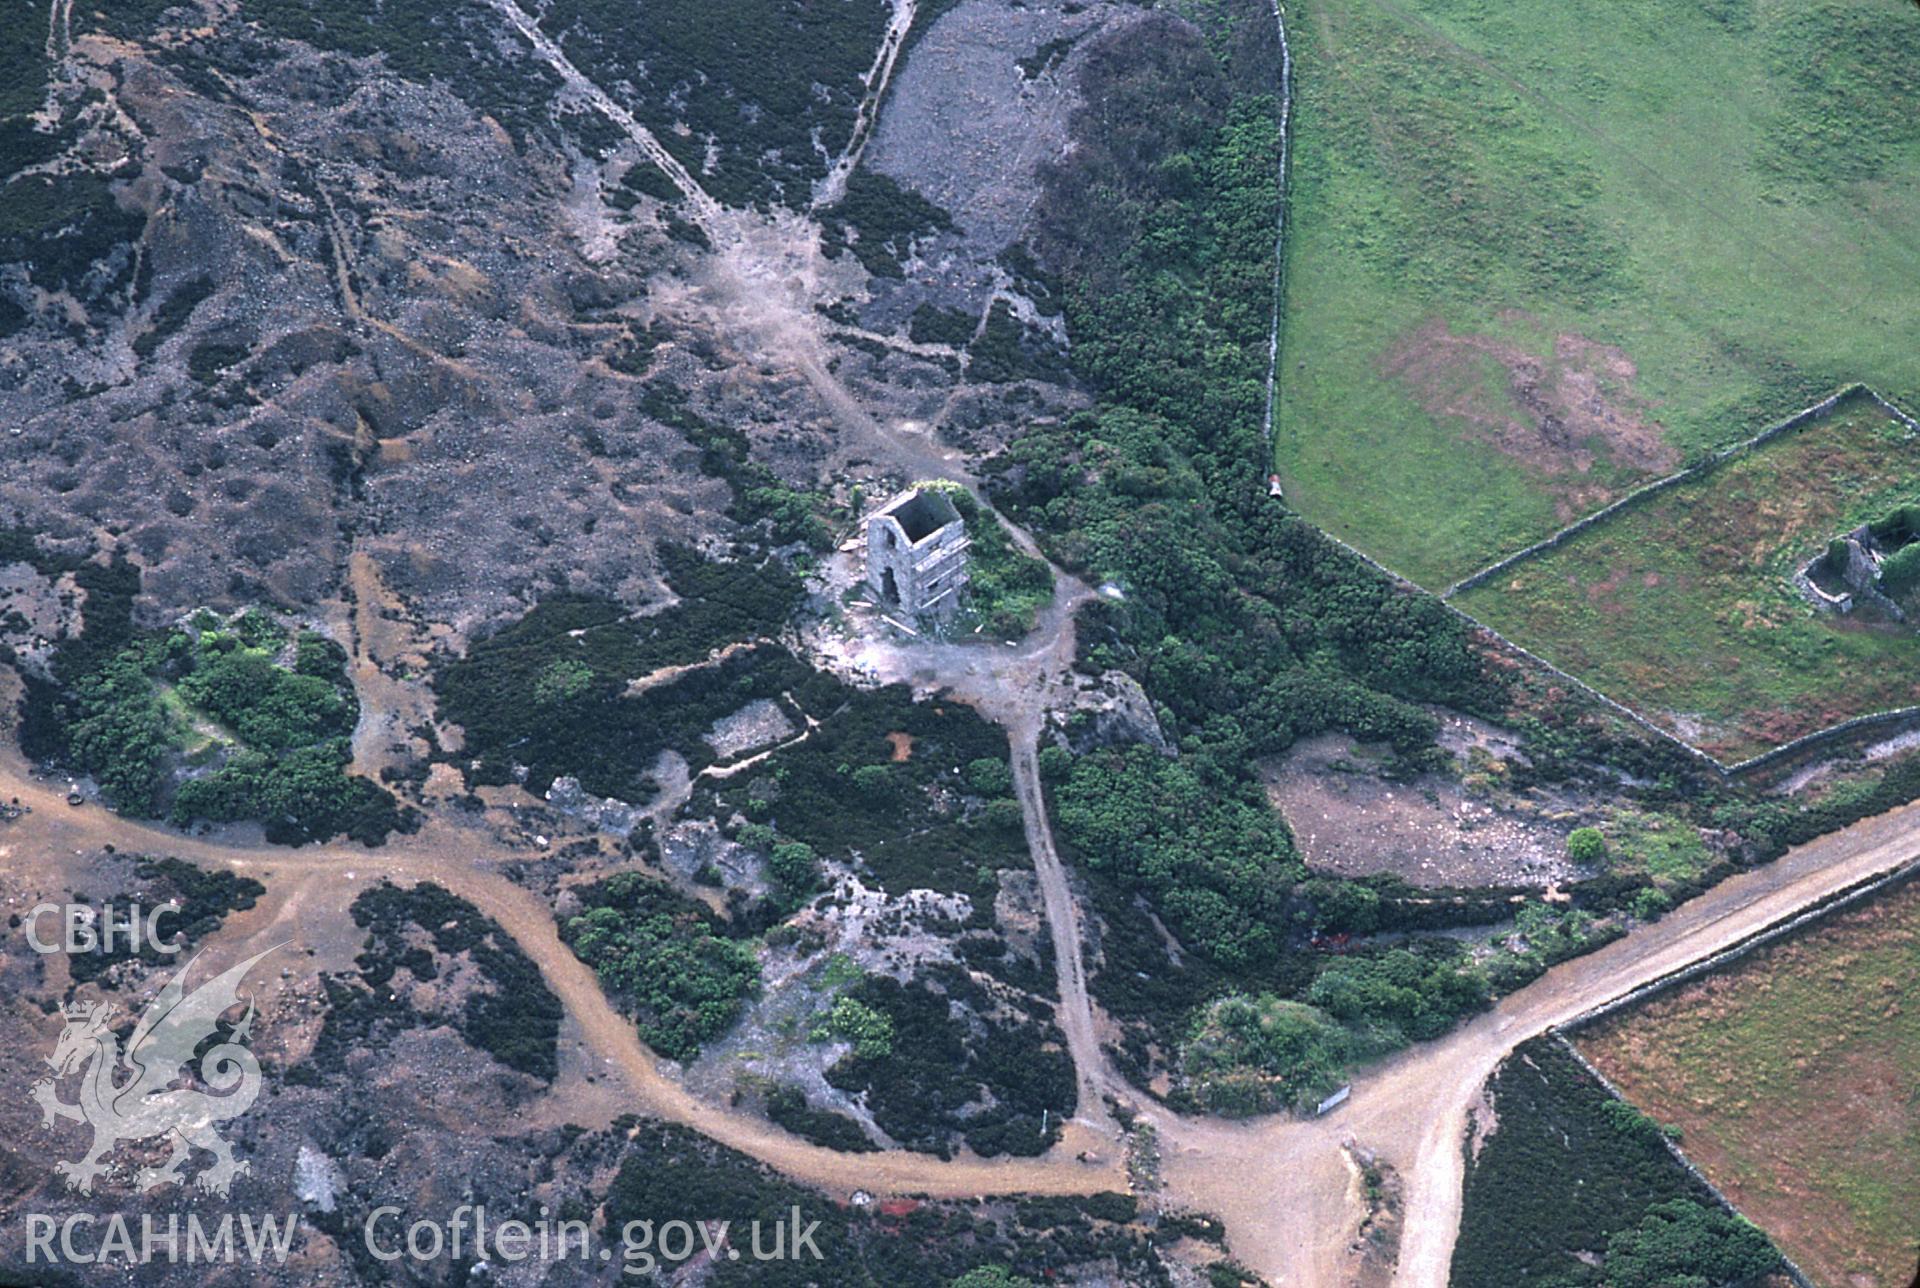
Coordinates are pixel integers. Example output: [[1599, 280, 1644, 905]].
[[864, 487, 970, 621]]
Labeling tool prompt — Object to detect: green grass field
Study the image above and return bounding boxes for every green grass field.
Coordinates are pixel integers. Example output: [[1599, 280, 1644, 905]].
[[1577, 876, 1920, 1288], [1455, 398, 1920, 760], [1275, 0, 1920, 587]]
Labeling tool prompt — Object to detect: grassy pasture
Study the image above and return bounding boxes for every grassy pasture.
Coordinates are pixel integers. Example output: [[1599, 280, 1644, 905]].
[[1455, 398, 1920, 761], [1576, 875, 1920, 1288], [1275, 0, 1920, 587]]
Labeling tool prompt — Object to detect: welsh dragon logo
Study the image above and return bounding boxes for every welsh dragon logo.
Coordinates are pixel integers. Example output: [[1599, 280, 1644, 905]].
[[31, 946, 279, 1196]]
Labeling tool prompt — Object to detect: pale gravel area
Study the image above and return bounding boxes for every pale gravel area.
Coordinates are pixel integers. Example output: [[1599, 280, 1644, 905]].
[[1265, 728, 1586, 888], [869, 0, 1120, 252], [704, 697, 797, 760], [861, 0, 1143, 328]]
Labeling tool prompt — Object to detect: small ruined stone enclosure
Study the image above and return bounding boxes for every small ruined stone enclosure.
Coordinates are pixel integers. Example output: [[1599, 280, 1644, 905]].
[[1798, 514, 1919, 623], [865, 488, 971, 620]]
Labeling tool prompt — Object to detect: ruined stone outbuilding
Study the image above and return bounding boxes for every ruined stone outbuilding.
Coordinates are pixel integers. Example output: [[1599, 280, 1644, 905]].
[[1798, 522, 1909, 623], [865, 487, 970, 621]]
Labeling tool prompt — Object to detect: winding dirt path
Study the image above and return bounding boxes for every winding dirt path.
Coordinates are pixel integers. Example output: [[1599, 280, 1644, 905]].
[[0, 754, 1121, 1199], [10, 708, 1920, 1283], [813, 0, 919, 211]]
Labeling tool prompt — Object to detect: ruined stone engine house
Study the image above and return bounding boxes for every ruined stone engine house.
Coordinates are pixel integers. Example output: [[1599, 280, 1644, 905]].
[[864, 487, 970, 621]]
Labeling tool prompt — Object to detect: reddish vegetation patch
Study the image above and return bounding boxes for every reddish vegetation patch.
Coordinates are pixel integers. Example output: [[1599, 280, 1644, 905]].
[[1584, 564, 1632, 612], [1741, 708, 1829, 747], [1381, 318, 1678, 511]]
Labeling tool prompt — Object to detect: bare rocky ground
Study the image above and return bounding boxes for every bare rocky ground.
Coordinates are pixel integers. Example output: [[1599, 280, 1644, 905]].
[[1264, 714, 1600, 888], [0, 0, 1123, 642], [862, 0, 1133, 324], [0, 841, 647, 1281], [0, 2, 1301, 1283], [1, 36, 723, 632]]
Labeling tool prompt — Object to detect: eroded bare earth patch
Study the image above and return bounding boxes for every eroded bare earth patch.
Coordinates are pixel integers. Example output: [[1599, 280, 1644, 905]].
[[1382, 317, 1677, 516], [1263, 721, 1586, 888]]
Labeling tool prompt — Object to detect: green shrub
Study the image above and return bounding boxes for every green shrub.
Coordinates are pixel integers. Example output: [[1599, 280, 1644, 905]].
[[945, 488, 1053, 637], [909, 304, 977, 348], [1053, 744, 1301, 970], [1878, 541, 1920, 596], [178, 643, 355, 749], [951, 1269, 1034, 1288], [170, 738, 413, 847], [22, 569, 405, 845], [811, 995, 894, 1059], [1306, 947, 1489, 1044], [1451, 1038, 1781, 1286], [540, 0, 889, 206], [764, 1085, 876, 1153], [1630, 887, 1672, 922], [561, 872, 759, 1061], [1181, 994, 1350, 1115], [1603, 1200, 1779, 1288], [965, 756, 1014, 797], [1566, 826, 1609, 866], [766, 840, 821, 906]]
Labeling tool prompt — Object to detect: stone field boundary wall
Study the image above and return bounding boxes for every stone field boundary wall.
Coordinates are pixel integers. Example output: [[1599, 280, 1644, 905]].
[[1348, 384, 1920, 779], [1444, 384, 1919, 601], [1548, 1033, 1819, 1288], [1539, 858, 1920, 1288]]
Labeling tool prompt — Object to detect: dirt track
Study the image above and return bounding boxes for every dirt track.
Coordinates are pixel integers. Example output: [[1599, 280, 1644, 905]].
[[1173, 795, 1920, 1286], [1010, 723, 1111, 1123], [12, 4, 1918, 1279], [0, 753, 1122, 1200], [9, 735, 1920, 1283]]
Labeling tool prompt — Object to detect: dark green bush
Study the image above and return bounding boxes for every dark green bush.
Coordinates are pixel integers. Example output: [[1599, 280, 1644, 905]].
[[823, 970, 1073, 1158], [1451, 1037, 1780, 1286], [66, 857, 265, 986], [562, 872, 759, 1061], [436, 548, 806, 798], [764, 1086, 876, 1153], [334, 882, 563, 1080]]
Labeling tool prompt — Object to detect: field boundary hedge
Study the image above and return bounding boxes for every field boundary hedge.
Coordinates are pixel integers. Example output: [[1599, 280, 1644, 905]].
[[1548, 1033, 1817, 1288]]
